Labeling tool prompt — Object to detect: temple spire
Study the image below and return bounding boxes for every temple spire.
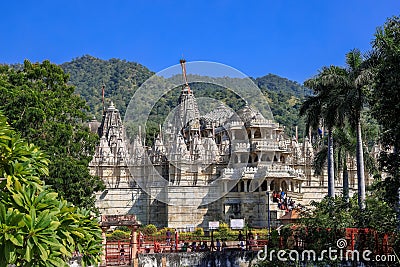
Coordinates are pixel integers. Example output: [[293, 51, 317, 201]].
[[180, 59, 191, 93]]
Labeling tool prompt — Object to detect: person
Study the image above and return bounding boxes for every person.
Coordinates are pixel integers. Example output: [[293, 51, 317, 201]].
[[255, 233, 260, 246], [201, 241, 209, 251], [181, 241, 188, 252], [166, 229, 171, 246], [238, 230, 245, 249], [216, 239, 221, 252], [153, 241, 161, 253], [248, 230, 254, 249], [174, 228, 179, 251], [191, 241, 197, 251], [119, 245, 125, 264], [139, 231, 144, 245], [222, 239, 227, 251]]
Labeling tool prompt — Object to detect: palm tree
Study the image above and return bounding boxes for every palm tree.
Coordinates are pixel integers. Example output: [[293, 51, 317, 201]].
[[320, 50, 372, 210], [346, 50, 373, 210], [301, 66, 347, 197]]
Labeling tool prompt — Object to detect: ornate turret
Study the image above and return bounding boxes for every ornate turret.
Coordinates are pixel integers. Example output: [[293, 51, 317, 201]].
[[177, 59, 201, 136]]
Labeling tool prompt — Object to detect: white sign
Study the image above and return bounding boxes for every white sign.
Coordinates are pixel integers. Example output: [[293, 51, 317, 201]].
[[209, 221, 220, 230], [230, 218, 245, 229], [186, 224, 195, 232]]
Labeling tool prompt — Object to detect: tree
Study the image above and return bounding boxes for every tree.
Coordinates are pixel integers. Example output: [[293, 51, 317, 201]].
[[305, 51, 372, 210], [0, 111, 103, 266], [371, 16, 400, 228], [0, 60, 104, 210], [343, 50, 372, 210], [301, 66, 347, 197]]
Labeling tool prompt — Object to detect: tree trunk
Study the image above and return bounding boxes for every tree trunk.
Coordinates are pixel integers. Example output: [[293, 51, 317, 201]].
[[327, 129, 335, 197], [356, 118, 366, 210], [343, 155, 349, 203]]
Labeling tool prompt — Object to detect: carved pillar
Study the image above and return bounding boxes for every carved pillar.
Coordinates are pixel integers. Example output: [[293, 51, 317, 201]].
[[100, 226, 109, 266]]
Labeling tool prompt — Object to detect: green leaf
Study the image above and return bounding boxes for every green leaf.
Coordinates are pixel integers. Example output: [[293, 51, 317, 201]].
[[9, 235, 23, 246], [11, 194, 24, 208], [47, 220, 60, 231], [37, 242, 48, 261]]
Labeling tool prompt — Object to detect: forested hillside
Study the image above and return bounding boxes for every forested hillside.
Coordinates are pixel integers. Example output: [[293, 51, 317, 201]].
[[61, 55, 309, 139], [61, 55, 154, 119]]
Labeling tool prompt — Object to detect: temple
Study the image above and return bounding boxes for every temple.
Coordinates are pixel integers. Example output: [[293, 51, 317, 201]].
[[89, 60, 372, 229]]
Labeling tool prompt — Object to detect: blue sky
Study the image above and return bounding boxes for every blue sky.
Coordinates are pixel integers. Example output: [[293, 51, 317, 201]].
[[1, 1, 399, 83]]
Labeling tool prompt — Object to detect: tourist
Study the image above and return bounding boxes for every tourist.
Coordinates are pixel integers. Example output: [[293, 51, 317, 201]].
[[181, 241, 188, 252], [216, 239, 221, 252], [174, 229, 179, 251], [238, 230, 244, 249], [255, 233, 260, 246], [222, 239, 227, 251], [166, 229, 171, 246], [153, 241, 161, 253], [139, 231, 144, 247], [119, 245, 125, 264], [191, 241, 197, 251], [201, 241, 209, 251]]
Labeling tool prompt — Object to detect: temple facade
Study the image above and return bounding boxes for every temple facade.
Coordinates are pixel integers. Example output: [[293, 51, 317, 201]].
[[89, 62, 370, 229]]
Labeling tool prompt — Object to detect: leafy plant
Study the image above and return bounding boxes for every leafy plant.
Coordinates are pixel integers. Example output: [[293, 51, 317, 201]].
[[0, 112, 103, 266]]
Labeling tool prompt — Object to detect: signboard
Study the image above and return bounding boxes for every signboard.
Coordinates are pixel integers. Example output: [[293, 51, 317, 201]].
[[209, 221, 220, 230], [230, 218, 245, 229], [186, 224, 195, 232]]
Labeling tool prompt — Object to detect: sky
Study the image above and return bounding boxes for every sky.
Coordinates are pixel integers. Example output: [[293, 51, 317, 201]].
[[1, 1, 399, 83]]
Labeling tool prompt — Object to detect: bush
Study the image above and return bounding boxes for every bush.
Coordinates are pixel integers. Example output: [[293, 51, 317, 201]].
[[194, 227, 204, 236], [141, 224, 157, 235], [116, 226, 130, 232], [107, 229, 130, 241]]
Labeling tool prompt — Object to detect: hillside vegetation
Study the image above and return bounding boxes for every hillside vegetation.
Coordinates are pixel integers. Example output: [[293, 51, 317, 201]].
[[61, 55, 309, 139]]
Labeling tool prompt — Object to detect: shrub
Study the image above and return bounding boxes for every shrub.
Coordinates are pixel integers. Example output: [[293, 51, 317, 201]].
[[116, 226, 130, 232], [141, 224, 157, 235], [194, 227, 204, 237], [108, 229, 130, 241]]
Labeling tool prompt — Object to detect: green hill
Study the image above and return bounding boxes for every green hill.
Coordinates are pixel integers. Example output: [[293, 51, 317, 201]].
[[61, 55, 154, 120], [61, 55, 308, 140]]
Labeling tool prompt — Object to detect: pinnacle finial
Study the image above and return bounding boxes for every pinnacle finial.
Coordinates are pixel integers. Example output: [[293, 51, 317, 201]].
[[179, 58, 190, 92]]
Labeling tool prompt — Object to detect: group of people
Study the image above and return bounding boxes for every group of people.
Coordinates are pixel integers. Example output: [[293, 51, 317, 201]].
[[237, 230, 260, 250], [135, 228, 265, 255], [272, 191, 296, 211], [179, 238, 227, 252]]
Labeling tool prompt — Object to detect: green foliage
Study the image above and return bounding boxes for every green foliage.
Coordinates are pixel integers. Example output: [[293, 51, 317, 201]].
[[256, 74, 310, 140], [300, 196, 355, 230], [107, 230, 130, 241], [215, 222, 230, 240], [141, 224, 157, 236], [61, 55, 154, 120], [193, 227, 204, 237], [0, 111, 102, 267], [0, 60, 104, 211], [300, 193, 397, 239], [371, 16, 400, 218]]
